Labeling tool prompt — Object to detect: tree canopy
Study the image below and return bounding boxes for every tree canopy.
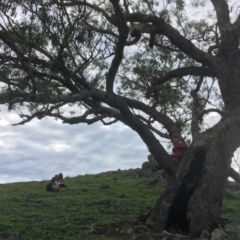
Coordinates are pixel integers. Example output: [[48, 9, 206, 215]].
[[0, 0, 239, 171], [0, 0, 229, 137]]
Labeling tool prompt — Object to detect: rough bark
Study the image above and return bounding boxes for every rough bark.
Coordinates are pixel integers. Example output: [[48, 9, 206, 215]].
[[146, 106, 240, 237]]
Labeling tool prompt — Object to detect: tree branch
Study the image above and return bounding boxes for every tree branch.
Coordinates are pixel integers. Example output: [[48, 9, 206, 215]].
[[127, 14, 216, 67], [58, 112, 113, 125], [210, 0, 230, 32], [106, 0, 129, 92], [229, 167, 240, 184], [148, 66, 215, 89], [137, 115, 170, 139], [12, 103, 66, 126], [119, 96, 181, 138], [127, 28, 141, 46], [0, 89, 92, 105], [199, 108, 224, 118]]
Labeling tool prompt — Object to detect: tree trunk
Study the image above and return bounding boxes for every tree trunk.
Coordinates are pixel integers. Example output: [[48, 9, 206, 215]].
[[146, 110, 240, 237]]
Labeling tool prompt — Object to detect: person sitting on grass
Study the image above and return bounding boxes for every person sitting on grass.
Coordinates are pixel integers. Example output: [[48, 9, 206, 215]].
[[55, 173, 67, 188], [46, 176, 60, 192]]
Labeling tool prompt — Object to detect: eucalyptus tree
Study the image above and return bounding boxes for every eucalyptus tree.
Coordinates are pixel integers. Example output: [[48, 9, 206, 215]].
[[0, 0, 240, 237]]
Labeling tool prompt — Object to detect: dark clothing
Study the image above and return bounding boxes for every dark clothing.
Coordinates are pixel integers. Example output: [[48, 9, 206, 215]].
[[46, 184, 53, 191], [59, 183, 67, 187], [46, 178, 56, 191], [172, 141, 187, 159]]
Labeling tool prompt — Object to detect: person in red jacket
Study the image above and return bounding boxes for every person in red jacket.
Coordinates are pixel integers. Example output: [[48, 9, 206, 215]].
[[170, 135, 187, 160]]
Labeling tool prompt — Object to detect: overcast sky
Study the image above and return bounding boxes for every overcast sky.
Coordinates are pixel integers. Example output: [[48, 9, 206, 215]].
[[0, 105, 233, 184], [0, 106, 152, 183]]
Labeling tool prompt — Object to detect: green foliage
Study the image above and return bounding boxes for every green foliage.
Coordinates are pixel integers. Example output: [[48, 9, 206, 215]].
[[0, 0, 230, 139]]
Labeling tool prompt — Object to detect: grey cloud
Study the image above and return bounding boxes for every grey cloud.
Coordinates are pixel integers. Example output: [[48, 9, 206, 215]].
[[0, 107, 230, 184], [0, 107, 148, 183]]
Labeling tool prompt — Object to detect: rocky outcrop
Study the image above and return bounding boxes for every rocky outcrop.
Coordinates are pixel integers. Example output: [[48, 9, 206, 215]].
[[211, 228, 231, 240], [147, 154, 161, 170], [224, 222, 240, 240], [226, 180, 240, 190], [125, 154, 168, 188], [118, 223, 240, 240]]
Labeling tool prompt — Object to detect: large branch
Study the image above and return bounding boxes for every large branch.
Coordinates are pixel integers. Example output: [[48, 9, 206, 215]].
[[199, 108, 224, 118], [119, 96, 180, 138], [106, 0, 128, 92], [229, 167, 240, 184], [210, 1, 239, 52], [14, 102, 122, 126], [61, 105, 122, 125], [149, 66, 215, 88], [0, 89, 92, 105], [125, 14, 216, 67], [210, 0, 230, 32]]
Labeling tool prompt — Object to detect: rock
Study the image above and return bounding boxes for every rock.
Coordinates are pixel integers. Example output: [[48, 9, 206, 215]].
[[140, 155, 169, 183], [120, 221, 136, 235], [147, 154, 161, 169], [133, 225, 149, 233], [211, 228, 231, 240], [200, 230, 211, 239], [158, 169, 169, 179], [226, 180, 240, 190], [141, 162, 158, 178], [127, 168, 140, 178], [135, 168, 145, 177], [224, 222, 240, 240], [155, 172, 168, 187], [174, 234, 188, 240], [133, 233, 154, 240], [147, 175, 167, 188], [159, 231, 188, 240], [223, 189, 235, 199], [160, 230, 173, 238]]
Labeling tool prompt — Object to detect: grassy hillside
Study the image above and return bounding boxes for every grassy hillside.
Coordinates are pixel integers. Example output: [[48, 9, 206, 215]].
[[0, 169, 239, 240]]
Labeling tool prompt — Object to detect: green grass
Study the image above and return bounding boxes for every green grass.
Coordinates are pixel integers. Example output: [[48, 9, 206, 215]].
[[0, 170, 239, 240], [222, 189, 240, 220]]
